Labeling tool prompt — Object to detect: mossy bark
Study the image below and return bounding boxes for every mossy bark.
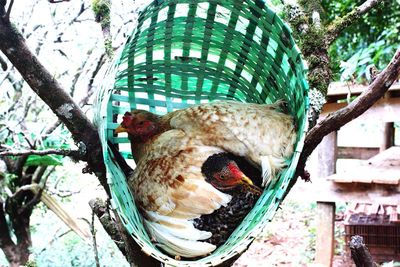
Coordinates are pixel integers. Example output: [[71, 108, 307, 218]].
[[285, 1, 332, 97], [92, 0, 113, 57]]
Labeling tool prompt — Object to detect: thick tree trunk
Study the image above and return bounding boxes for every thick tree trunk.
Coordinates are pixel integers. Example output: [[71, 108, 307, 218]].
[[0, 200, 32, 267]]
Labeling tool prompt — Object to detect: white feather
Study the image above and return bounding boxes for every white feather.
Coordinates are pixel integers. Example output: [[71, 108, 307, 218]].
[[145, 219, 216, 257], [261, 155, 272, 187]]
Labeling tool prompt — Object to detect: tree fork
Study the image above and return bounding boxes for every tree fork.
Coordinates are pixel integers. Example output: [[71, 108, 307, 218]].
[[0, 2, 109, 196]]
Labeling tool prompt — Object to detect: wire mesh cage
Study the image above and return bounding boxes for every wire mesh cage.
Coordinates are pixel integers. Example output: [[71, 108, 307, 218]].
[[95, 0, 309, 265]]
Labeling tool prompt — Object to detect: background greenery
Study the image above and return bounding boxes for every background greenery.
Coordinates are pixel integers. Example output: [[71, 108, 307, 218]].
[[323, 0, 400, 82]]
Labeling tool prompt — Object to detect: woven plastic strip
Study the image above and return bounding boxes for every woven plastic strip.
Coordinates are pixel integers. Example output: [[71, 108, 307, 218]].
[[95, 0, 309, 266]]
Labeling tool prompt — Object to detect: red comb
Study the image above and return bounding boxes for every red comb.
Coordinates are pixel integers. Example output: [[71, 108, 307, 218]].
[[122, 112, 133, 126]]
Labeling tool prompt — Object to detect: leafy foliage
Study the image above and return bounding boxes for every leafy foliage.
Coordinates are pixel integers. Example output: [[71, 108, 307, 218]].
[[30, 216, 128, 267], [323, 0, 400, 81]]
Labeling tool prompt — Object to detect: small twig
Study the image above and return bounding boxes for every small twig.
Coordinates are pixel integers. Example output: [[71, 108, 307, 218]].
[[9, 184, 40, 200], [19, 167, 54, 214], [48, 0, 70, 3], [91, 210, 101, 267], [47, 188, 81, 198], [89, 198, 125, 254], [13, 154, 28, 178], [18, 186, 44, 215], [0, 148, 80, 157], [0, 54, 7, 70], [40, 166, 56, 185], [325, 0, 383, 46], [38, 229, 72, 254], [89, 198, 159, 266], [32, 166, 47, 184], [4, 0, 14, 22], [43, 52, 104, 136]]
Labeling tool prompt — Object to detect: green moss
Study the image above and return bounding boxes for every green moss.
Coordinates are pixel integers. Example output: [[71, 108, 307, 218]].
[[308, 69, 329, 95], [92, 0, 110, 23], [300, 27, 325, 55], [24, 260, 38, 267], [307, 54, 322, 69], [104, 38, 113, 57], [100, 16, 110, 28], [328, 10, 359, 34]]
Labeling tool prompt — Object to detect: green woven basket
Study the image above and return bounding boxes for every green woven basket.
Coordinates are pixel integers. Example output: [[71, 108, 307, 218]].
[[95, 0, 309, 265]]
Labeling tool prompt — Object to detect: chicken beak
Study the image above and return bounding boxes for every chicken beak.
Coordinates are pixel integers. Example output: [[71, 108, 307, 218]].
[[115, 125, 127, 134], [240, 174, 253, 186]]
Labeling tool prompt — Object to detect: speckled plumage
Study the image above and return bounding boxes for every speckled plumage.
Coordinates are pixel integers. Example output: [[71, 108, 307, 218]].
[[121, 101, 297, 258], [131, 101, 297, 186], [129, 133, 232, 258]]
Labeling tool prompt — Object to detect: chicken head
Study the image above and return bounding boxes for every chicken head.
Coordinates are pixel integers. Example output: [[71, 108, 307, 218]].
[[202, 153, 254, 190], [115, 111, 160, 143]]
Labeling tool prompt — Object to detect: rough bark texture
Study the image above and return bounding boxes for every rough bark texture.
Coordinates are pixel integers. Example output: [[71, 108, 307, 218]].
[[349, 235, 378, 267], [89, 199, 160, 267], [0, 165, 37, 267], [0, 8, 109, 196], [0, 200, 18, 265], [325, 0, 383, 46], [287, 0, 384, 111]]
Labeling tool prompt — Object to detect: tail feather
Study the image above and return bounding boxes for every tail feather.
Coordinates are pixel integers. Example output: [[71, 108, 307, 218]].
[[145, 211, 212, 240], [144, 219, 216, 258], [261, 155, 287, 187]]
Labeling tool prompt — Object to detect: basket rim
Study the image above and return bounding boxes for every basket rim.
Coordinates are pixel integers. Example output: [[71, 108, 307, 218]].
[[96, 0, 310, 265]]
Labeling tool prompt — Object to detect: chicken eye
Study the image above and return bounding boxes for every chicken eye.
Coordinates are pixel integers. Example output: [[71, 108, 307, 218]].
[[138, 121, 145, 126], [219, 174, 226, 180]]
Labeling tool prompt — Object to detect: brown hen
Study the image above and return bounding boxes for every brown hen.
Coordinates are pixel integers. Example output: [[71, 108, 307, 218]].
[[113, 101, 296, 258], [116, 101, 297, 186]]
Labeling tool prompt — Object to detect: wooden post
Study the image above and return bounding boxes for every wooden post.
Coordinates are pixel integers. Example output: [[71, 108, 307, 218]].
[[315, 202, 336, 267], [315, 131, 337, 267], [318, 131, 337, 178], [380, 122, 394, 152]]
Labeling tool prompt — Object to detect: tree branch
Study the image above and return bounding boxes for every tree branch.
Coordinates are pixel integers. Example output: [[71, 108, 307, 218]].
[[92, 0, 112, 57], [0, 200, 17, 263], [0, 14, 109, 196], [89, 198, 159, 267], [324, 0, 383, 46], [89, 199, 126, 255], [4, 0, 13, 22], [0, 53, 7, 70], [90, 211, 101, 267], [0, 148, 80, 158], [296, 48, 400, 177], [350, 235, 378, 267], [48, 0, 70, 3]]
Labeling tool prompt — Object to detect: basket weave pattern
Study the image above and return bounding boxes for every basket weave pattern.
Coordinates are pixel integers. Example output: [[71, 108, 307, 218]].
[[95, 0, 309, 265]]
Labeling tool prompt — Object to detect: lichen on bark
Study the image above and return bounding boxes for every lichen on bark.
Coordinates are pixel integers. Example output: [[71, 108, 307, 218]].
[[284, 1, 332, 97], [92, 0, 110, 26]]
